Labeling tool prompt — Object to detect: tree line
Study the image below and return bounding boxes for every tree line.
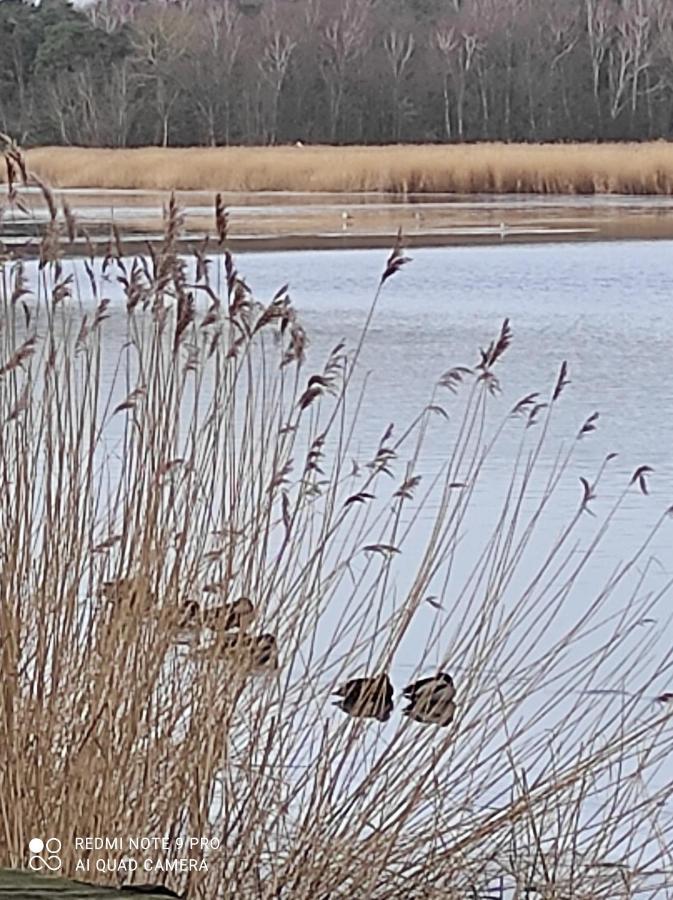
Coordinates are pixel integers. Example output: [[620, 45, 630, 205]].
[[2, 0, 673, 147]]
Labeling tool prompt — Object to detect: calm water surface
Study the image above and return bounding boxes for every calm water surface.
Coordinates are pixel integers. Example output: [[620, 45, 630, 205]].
[[17, 241, 673, 679], [13, 239, 673, 876], [237, 241, 673, 855], [44, 238, 673, 606], [53, 239, 670, 680], [243, 239, 673, 514], [245, 241, 673, 621], [17, 238, 671, 603]]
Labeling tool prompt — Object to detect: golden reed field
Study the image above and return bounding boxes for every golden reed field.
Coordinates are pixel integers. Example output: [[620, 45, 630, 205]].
[[6, 142, 673, 194]]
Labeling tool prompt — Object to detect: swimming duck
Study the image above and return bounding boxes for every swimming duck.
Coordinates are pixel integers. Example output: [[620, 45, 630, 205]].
[[177, 599, 201, 627], [169, 599, 203, 643], [203, 596, 255, 632], [99, 576, 154, 613], [333, 674, 394, 722], [220, 631, 279, 673], [402, 672, 456, 726]]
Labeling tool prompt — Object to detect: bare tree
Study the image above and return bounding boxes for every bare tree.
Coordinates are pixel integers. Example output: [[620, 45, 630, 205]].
[[383, 29, 415, 141], [653, 0, 673, 110], [87, 0, 135, 34], [546, 2, 580, 133], [603, 0, 663, 127], [435, 26, 480, 140], [320, 0, 371, 142], [133, 5, 190, 146], [44, 76, 75, 145], [259, 20, 297, 145], [11, 0, 673, 148], [585, 0, 612, 130], [185, 1, 241, 146]]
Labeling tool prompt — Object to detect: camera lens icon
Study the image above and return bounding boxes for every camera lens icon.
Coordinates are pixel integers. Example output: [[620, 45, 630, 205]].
[[28, 837, 62, 872]]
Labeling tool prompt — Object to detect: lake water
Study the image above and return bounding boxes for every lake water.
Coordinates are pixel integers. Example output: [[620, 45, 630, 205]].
[[241, 239, 672, 474], [8, 237, 673, 891], [233, 239, 673, 883], [29, 238, 673, 671], [241, 240, 673, 529], [18, 238, 673, 613], [237, 240, 673, 680]]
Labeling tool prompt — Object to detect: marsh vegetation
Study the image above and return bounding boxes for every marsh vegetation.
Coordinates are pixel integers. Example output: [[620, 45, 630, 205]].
[[1, 149, 673, 899], [8, 143, 673, 195]]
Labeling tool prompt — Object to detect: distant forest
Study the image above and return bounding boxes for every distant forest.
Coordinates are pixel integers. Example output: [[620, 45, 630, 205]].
[[2, 0, 673, 146]]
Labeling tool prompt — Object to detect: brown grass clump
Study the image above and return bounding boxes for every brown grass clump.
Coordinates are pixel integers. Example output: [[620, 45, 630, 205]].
[[5, 142, 673, 194], [2, 144, 673, 898]]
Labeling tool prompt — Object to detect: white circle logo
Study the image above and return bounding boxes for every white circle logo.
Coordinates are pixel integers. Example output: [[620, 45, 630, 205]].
[[28, 837, 62, 872]]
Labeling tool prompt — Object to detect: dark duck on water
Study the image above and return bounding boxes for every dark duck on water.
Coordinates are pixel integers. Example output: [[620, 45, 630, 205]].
[[220, 631, 279, 673], [203, 596, 255, 631], [402, 672, 456, 726], [175, 596, 255, 634], [333, 673, 394, 722]]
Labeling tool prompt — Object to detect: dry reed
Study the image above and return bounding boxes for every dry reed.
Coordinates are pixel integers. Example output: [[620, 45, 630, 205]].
[[1, 143, 673, 899], [4, 143, 673, 195]]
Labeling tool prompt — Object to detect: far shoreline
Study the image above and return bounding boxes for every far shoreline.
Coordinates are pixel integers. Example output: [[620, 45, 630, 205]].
[[4, 142, 673, 196], [5, 225, 673, 260], [5, 167, 673, 258]]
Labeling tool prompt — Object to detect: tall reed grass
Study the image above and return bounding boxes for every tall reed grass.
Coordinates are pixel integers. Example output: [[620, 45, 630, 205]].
[[4, 142, 673, 195], [1, 141, 673, 898]]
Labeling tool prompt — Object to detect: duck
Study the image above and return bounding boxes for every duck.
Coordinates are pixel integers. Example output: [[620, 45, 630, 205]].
[[220, 631, 279, 673], [203, 596, 255, 632], [402, 672, 456, 726], [169, 599, 204, 644], [333, 673, 394, 722], [99, 576, 154, 613], [177, 599, 201, 628]]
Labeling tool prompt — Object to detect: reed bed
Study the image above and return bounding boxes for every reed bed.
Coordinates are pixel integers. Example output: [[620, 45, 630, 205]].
[[2, 140, 673, 898], [5, 142, 673, 195]]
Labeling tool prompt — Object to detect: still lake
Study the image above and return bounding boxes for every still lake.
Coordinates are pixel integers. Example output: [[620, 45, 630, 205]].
[[10, 236, 673, 879], [241, 238, 673, 539], [16, 238, 673, 694], [243, 240, 673, 676]]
